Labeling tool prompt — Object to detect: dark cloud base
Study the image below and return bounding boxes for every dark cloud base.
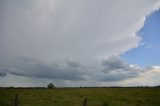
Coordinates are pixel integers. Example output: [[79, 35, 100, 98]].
[[0, 56, 150, 82]]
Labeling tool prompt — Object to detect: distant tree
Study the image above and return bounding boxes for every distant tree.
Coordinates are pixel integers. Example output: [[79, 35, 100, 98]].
[[47, 83, 55, 89], [155, 85, 160, 88]]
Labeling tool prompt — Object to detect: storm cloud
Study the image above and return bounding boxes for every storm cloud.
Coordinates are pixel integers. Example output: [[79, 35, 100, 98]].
[[0, 0, 160, 86], [0, 72, 6, 77], [0, 56, 150, 82], [100, 56, 150, 81], [1, 0, 156, 62]]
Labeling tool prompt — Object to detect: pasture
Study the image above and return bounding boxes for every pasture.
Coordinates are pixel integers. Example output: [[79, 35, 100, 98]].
[[0, 87, 160, 106]]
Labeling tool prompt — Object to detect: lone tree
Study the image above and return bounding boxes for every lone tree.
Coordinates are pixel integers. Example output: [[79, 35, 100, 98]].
[[47, 83, 55, 89]]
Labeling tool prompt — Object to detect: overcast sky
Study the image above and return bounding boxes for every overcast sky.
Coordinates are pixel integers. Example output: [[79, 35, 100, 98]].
[[0, 0, 160, 87]]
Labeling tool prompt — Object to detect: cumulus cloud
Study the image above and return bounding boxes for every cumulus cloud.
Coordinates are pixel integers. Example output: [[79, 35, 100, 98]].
[[102, 56, 129, 72], [1, 0, 158, 62], [0, 72, 6, 77], [0, 56, 150, 82], [0, 0, 160, 86], [100, 56, 150, 81], [0, 66, 7, 77], [121, 66, 160, 86], [1, 57, 87, 80]]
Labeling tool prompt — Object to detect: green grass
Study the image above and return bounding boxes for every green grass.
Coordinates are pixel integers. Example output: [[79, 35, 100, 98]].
[[0, 87, 160, 106]]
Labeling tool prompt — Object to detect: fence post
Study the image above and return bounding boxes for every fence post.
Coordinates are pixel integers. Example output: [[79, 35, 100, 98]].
[[82, 97, 87, 106], [14, 94, 19, 106]]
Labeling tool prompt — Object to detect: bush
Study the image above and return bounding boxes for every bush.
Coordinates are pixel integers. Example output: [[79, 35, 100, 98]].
[[47, 83, 55, 89]]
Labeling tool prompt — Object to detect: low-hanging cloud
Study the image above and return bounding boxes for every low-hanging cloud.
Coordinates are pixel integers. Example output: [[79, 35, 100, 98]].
[[0, 72, 6, 77], [100, 56, 150, 81], [1, 57, 87, 80], [1, 56, 151, 82]]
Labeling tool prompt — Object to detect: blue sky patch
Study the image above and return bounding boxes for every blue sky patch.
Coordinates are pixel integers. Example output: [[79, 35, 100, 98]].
[[122, 9, 160, 67]]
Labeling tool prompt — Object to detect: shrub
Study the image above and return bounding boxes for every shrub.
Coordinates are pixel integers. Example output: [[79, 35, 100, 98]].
[[47, 83, 55, 89]]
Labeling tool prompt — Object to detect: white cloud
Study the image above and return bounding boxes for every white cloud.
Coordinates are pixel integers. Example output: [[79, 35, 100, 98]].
[[0, 0, 160, 86], [121, 66, 160, 86], [1, 0, 157, 62]]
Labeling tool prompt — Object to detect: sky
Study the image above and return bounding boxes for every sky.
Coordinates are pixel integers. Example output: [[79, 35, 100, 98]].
[[122, 9, 160, 67], [0, 0, 160, 87]]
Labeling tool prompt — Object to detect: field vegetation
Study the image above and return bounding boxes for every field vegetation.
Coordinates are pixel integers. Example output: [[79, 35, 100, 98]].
[[0, 87, 160, 106]]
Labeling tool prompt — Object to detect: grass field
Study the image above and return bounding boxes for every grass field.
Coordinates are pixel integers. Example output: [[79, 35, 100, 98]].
[[0, 87, 160, 106]]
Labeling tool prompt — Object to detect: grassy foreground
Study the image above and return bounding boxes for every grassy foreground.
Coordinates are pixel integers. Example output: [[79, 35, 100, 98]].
[[0, 87, 160, 106]]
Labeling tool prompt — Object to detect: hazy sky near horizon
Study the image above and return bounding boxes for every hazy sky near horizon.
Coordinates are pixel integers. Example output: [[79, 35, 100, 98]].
[[0, 0, 160, 87]]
